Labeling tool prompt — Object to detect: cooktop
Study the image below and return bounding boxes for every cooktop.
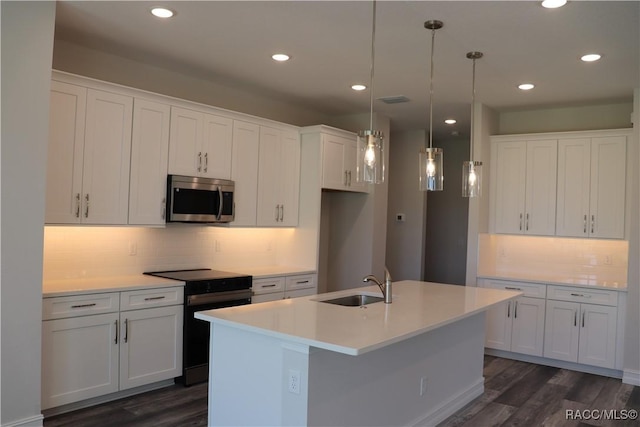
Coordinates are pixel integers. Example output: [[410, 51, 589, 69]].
[[144, 268, 250, 282]]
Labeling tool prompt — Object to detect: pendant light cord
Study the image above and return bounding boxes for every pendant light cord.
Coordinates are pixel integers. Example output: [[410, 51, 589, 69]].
[[470, 56, 476, 160], [428, 27, 435, 150], [368, 0, 377, 131]]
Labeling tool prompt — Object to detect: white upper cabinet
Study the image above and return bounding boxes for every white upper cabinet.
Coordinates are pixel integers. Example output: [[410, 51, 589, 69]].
[[231, 120, 260, 226], [46, 81, 133, 224], [491, 138, 557, 235], [257, 127, 300, 226], [128, 99, 171, 225], [556, 134, 627, 239], [321, 134, 366, 192], [168, 106, 233, 179], [46, 81, 87, 224]]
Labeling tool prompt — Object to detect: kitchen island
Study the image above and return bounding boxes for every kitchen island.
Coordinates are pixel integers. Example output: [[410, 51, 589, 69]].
[[195, 280, 520, 426]]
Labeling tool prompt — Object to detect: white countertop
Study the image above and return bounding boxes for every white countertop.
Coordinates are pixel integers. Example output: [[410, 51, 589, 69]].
[[223, 266, 315, 278], [43, 275, 184, 297], [477, 273, 627, 291], [195, 280, 521, 356]]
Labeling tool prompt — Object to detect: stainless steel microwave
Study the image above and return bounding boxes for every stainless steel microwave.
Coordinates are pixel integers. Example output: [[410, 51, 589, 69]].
[[166, 175, 235, 223]]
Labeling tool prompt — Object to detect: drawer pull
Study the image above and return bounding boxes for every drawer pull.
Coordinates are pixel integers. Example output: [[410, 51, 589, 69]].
[[144, 296, 166, 301], [570, 293, 591, 298], [71, 303, 97, 309], [262, 284, 277, 288], [505, 287, 522, 291], [296, 280, 310, 285]]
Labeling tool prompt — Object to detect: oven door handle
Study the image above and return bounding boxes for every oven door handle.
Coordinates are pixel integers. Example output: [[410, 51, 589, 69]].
[[187, 290, 252, 306]]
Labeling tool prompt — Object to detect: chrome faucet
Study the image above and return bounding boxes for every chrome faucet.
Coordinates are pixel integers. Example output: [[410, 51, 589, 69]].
[[363, 267, 392, 303]]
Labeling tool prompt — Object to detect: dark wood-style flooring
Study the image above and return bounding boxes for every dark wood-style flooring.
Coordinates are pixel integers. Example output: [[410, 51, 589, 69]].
[[45, 356, 639, 427]]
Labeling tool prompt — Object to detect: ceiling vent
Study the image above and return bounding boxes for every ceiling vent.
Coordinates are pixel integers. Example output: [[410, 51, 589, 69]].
[[378, 95, 410, 104]]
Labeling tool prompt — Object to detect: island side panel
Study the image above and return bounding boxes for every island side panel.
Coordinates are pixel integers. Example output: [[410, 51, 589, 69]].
[[306, 312, 486, 427]]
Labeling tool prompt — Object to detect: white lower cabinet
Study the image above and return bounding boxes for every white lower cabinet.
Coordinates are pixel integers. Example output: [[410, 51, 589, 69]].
[[252, 273, 317, 303], [483, 280, 546, 356], [544, 299, 617, 369], [42, 287, 183, 410]]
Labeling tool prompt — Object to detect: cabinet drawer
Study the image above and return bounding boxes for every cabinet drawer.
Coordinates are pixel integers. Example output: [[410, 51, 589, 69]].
[[547, 286, 618, 306], [482, 279, 546, 298], [285, 274, 317, 291], [252, 277, 285, 295], [120, 287, 184, 311], [43, 293, 119, 320]]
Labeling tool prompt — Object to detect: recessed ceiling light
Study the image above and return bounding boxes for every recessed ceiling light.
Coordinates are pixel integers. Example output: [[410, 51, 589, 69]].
[[444, 119, 457, 125], [518, 83, 535, 91], [351, 84, 367, 91], [150, 7, 175, 18], [271, 53, 290, 62], [581, 53, 601, 62], [541, 0, 567, 8]]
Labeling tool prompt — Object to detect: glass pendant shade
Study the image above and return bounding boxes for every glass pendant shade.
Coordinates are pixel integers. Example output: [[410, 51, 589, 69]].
[[462, 160, 482, 197], [419, 147, 443, 191], [357, 130, 384, 184]]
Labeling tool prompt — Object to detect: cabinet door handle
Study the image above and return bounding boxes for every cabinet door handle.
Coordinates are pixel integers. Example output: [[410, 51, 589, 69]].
[[161, 198, 166, 220], [348, 171, 352, 186], [197, 152, 202, 172], [144, 296, 166, 301], [275, 204, 280, 221], [344, 170, 348, 186], [114, 319, 118, 344], [505, 286, 522, 291], [591, 215, 595, 234], [507, 301, 511, 318], [519, 213, 523, 231], [525, 213, 529, 231], [574, 310, 577, 327], [75, 193, 81, 218], [84, 194, 90, 218], [514, 301, 518, 319], [582, 310, 586, 328], [124, 318, 129, 343], [279, 205, 284, 222], [71, 303, 97, 309], [583, 214, 587, 234], [204, 152, 208, 173]]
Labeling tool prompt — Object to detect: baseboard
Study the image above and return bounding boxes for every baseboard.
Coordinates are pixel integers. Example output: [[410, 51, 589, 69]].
[[485, 349, 623, 379], [409, 378, 484, 427], [1, 414, 44, 427], [623, 369, 640, 386]]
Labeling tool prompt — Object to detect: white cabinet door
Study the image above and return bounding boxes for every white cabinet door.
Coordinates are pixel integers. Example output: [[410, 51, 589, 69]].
[[82, 89, 133, 224], [42, 313, 119, 409], [257, 127, 300, 226], [202, 114, 233, 179], [578, 304, 617, 369], [46, 81, 86, 224], [589, 136, 626, 239], [279, 130, 301, 226], [168, 106, 202, 176], [344, 138, 366, 192], [231, 120, 260, 226], [484, 301, 512, 351], [322, 135, 347, 190], [119, 305, 183, 390], [128, 98, 170, 225], [556, 138, 591, 237], [544, 300, 580, 362], [492, 141, 527, 234], [524, 140, 557, 236], [510, 297, 545, 356]]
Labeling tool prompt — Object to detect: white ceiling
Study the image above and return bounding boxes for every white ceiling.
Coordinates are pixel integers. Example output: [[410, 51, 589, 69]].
[[54, 1, 639, 138]]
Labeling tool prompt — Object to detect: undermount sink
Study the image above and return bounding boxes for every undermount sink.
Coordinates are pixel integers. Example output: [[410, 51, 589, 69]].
[[320, 294, 384, 307]]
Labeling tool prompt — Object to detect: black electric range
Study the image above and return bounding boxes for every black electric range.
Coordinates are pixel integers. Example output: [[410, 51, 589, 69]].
[[145, 268, 252, 386]]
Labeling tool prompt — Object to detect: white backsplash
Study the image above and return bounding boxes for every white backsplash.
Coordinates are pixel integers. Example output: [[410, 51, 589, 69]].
[[43, 225, 297, 280], [477, 233, 629, 285]]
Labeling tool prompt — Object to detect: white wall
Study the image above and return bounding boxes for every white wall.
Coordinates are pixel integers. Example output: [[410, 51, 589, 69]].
[[1, 2, 56, 425]]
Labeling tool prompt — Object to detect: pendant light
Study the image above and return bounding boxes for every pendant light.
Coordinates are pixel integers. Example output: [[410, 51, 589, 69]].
[[419, 20, 444, 192], [462, 51, 483, 198], [357, 0, 384, 184]]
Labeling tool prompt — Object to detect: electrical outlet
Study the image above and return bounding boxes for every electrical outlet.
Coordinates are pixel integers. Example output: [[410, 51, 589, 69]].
[[604, 255, 612, 265], [288, 369, 300, 394], [128, 242, 137, 256], [215, 240, 221, 252], [420, 376, 428, 396]]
